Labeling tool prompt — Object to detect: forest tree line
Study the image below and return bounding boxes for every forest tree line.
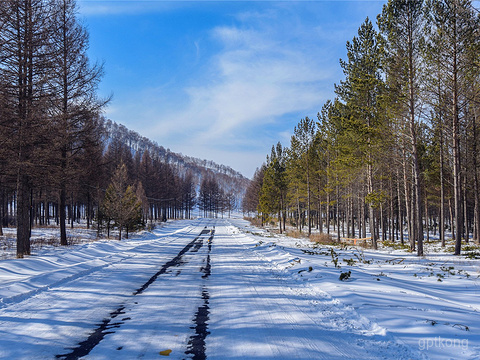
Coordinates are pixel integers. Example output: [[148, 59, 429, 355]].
[[243, 0, 480, 256], [0, 0, 242, 258]]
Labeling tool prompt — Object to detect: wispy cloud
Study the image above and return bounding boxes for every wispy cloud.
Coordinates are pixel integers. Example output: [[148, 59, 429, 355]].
[[115, 4, 345, 177], [152, 11, 335, 145], [78, 0, 184, 16]]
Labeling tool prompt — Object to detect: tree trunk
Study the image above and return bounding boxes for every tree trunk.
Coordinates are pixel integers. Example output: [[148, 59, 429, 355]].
[[0, 189, 3, 236], [87, 191, 91, 229], [473, 108, 480, 244], [17, 174, 31, 258], [318, 191, 323, 233], [440, 128, 446, 247], [336, 183, 340, 242], [307, 163, 312, 236], [278, 209, 282, 234], [351, 194, 355, 239], [389, 178, 394, 241], [357, 195, 362, 239], [453, 75, 462, 253], [297, 197, 301, 232], [451, 4, 462, 255], [463, 173, 468, 243], [361, 191, 367, 239], [60, 183, 67, 246], [405, 7, 424, 255], [326, 191, 330, 234], [425, 196, 429, 243], [380, 202, 385, 242], [367, 164, 377, 249], [449, 198, 455, 240], [396, 168, 403, 244], [402, 147, 412, 249]]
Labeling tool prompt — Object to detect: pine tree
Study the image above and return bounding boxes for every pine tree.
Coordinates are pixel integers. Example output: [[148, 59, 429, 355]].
[[101, 163, 142, 240], [288, 117, 317, 235], [425, 0, 480, 254], [259, 143, 287, 232], [335, 18, 386, 249], [317, 101, 337, 235], [378, 0, 426, 255]]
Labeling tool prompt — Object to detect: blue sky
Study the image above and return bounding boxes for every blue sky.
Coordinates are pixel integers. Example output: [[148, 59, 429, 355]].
[[78, 0, 386, 178]]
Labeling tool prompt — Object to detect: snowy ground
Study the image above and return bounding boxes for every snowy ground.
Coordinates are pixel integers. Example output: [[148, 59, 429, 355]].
[[0, 218, 479, 359]]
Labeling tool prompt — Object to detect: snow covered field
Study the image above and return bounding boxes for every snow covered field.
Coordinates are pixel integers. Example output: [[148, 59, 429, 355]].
[[0, 218, 479, 359]]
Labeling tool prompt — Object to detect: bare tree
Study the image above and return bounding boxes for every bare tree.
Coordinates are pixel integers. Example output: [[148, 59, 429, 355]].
[[0, 0, 56, 257], [49, 0, 106, 245]]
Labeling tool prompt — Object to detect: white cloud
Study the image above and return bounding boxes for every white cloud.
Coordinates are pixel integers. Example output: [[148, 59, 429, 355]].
[[78, 0, 188, 16], [151, 21, 333, 143], [104, 6, 342, 177]]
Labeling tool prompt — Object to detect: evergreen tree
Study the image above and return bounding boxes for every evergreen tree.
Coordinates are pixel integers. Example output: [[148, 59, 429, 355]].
[[288, 117, 317, 235], [335, 18, 386, 249], [101, 163, 142, 240], [425, 0, 480, 254], [378, 0, 426, 255], [259, 143, 287, 232]]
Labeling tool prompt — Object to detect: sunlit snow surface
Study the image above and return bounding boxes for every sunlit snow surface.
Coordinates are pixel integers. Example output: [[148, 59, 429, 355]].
[[0, 218, 479, 359]]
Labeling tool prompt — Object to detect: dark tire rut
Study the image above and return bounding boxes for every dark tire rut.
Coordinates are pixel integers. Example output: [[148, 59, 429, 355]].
[[56, 226, 214, 360]]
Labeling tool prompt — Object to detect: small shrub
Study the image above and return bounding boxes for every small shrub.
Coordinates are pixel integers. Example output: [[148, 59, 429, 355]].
[[440, 266, 455, 275], [339, 270, 351, 281], [353, 249, 372, 264], [244, 216, 263, 227], [463, 245, 480, 252], [465, 252, 480, 259], [310, 233, 336, 245], [343, 258, 356, 266], [286, 229, 306, 239], [382, 241, 410, 250], [330, 248, 340, 268]]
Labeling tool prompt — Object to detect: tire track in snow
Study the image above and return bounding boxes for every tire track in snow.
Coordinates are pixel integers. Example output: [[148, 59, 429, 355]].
[[185, 227, 214, 360], [55, 226, 211, 360], [0, 222, 203, 310]]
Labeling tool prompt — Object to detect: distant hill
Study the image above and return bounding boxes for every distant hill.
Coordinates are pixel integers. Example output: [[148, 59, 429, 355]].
[[102, 119, 250, 206]]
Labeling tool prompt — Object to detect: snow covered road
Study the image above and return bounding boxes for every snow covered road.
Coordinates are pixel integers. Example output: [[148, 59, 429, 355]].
[[206, 222, 418, 360], [0, 218, 479, 359]]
